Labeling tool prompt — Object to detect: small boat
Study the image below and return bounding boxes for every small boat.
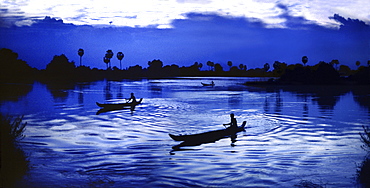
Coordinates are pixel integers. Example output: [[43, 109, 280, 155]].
[[201, 82, 215, 86], [96, 98, 143, 108], [169, 121, 246, 142]]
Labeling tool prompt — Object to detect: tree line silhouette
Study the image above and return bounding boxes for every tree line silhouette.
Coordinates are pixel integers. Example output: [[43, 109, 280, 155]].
[[0, 48, 369, 84]]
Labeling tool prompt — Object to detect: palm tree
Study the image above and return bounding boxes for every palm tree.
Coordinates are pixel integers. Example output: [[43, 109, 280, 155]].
[[273, 61, 281, 71], [330, 59, 339, 70], [356, 61, 361, 67], [227, 61, 233, 71], [116, 52, 124, 70], [103, 57, 110, 70], [105, 50, 114, 68], [302, 56, 308, 66], [239, 64, 244, 70], [78, 48, 84, 66], [264, 63, 270, 72], [210, 62, 214, 71], [206, 61, 215, 71]]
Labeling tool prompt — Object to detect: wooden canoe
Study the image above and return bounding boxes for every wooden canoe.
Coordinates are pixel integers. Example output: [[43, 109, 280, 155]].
[[96, 98, 143, 108], [169, 121, 246, 142], [201, 82, 215, 86]]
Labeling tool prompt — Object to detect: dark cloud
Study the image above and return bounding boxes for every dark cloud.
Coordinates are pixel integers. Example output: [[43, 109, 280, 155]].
[[31, 16, 70, 27], [330, 14, 370, 31], [0, 7, 32, 28], [275, 3, 322, 29], [0, 13, 369, 70], [0, 9, 21, 27]]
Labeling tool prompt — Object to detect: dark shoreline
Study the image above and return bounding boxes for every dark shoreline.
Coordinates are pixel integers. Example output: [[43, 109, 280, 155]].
[[2, 48, 370, 86]]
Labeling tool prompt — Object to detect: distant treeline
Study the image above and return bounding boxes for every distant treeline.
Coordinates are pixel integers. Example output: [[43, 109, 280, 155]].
[[0, 48, 369, 84], [257, 61, 370, 85]]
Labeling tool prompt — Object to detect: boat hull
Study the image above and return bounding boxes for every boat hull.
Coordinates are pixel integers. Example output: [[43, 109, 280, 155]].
[[169, 121, 246, 142], [201, 82, 215, 86], [96, 98, 143, 108]]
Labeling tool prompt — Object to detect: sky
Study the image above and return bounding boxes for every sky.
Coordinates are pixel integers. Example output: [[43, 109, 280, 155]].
[[0, 0, 369, 70]]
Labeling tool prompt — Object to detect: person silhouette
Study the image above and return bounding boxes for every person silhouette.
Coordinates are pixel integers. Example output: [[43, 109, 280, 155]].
[[128, 93, 137, 103], [223, 113, 237, 129]]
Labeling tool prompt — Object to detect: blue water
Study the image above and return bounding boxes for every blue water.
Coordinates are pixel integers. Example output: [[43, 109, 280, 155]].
[[1, 77, 369, 187]]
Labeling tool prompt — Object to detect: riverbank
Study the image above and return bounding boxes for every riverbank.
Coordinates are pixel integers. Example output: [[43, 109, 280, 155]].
[[244, 63, 370, 86], [0, 115, 29, 188], [2, 48, 369, 85]]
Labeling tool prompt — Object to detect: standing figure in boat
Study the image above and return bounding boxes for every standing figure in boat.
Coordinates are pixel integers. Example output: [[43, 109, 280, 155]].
[[128, 93, 137, 103], [223, 113, 237, 129]]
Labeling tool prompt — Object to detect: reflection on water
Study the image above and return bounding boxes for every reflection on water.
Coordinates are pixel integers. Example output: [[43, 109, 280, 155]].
[[117, 84, 123, 99], [1, 77, 369, 187], [104, 81, 113, 101], [45, 81, 76, 103], [352, 87, 370, 112], [0, 82, 33, 102]]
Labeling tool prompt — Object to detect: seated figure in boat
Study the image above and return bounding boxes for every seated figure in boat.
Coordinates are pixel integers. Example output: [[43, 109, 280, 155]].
[[128, 93, 137, 103], [223, 113, 238, 129]]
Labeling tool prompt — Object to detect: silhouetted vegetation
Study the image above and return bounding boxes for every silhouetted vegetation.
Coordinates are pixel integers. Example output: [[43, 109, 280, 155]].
[[0, 114, 29, 188], [245, 61, 369, 85], [357, 126, 370, 187], [78, 48, 84, 67], [279, 62, 341, 85], [360, 126, 370, 152], [0, 83, 33, 102], [0, 48, 369, 85], [357, 157, 370, 188], [45, 54, 76, 76], [116, 52, 124, 70], [348, 66, 370, 85], [38, 54, 103, 83], [0, 48, 37, 83], [104, 49, 114, 69], [352, 86, 370, 111]]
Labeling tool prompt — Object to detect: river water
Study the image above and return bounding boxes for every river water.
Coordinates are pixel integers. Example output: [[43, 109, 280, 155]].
[[1, 77, 369, 187]]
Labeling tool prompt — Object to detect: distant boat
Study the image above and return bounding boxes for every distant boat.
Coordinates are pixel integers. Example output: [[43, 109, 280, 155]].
[[201, 81, 215, 86], [96, 98, 143, 108], [169, 121, 246, 142]]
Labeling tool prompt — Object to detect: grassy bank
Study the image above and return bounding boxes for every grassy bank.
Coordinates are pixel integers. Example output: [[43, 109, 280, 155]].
[[358, 125, 370, 187], [0, 114, 29, 187]]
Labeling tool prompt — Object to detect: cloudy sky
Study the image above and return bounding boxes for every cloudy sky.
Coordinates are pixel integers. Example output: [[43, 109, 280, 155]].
[[0, 0, 369, 69]]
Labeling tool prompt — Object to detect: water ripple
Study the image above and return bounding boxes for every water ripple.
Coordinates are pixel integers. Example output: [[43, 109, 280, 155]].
[[10, 79, 369, 187]]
